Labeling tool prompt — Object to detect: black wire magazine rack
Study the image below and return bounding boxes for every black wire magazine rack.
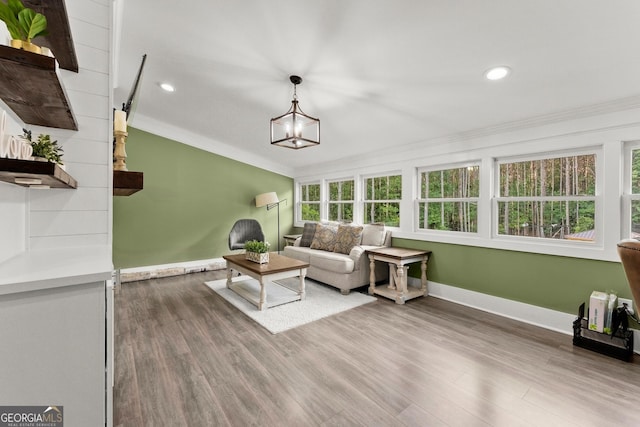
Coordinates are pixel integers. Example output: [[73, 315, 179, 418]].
[[573, 303, 633, 362]]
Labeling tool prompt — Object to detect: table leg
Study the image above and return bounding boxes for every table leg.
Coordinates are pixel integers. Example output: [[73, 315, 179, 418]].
[[299, 270, 306, 301], [226, 264, 232, 289], [395, 265, 406, 304], [258, 277, 267, 311], [368, 255, 376, 295], [421, 256, 428, 295]]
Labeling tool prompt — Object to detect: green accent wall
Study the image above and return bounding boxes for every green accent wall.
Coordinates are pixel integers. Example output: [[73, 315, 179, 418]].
[[113, 128, 294, 269], [393, 238, 629, 315]]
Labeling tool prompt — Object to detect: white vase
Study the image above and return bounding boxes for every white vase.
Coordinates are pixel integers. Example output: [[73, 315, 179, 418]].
[[246, 252, 269, 264], [19, 138, 32, 159]]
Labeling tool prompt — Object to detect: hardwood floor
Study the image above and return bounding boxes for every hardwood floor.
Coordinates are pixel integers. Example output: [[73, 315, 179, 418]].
[[114, 271, 640, 426]]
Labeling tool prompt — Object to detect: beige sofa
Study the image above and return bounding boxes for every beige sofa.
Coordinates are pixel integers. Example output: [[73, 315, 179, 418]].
[[283, 222, 391, 294]]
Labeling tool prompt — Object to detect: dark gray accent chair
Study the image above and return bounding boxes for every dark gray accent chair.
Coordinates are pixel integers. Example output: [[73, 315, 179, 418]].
[[228, 219, 265, 250]]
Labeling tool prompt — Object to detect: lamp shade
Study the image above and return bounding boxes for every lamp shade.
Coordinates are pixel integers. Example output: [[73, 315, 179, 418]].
[[256, 192, 279, 208]]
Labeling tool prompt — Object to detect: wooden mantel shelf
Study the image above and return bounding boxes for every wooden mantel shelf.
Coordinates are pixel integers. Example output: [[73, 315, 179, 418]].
[[0, 45, 77, 130], [113, 170, 144, 196], [0, 158, 77, 188]]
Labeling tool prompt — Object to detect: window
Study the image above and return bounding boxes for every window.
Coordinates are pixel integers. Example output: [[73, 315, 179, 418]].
[[417, 165, 479, 232], [327, 179, 354, 222], [625, 143, 640, 238], [363, 174, 401, 226], [299, 182, 321, 221], [496, 153, 596, 241]]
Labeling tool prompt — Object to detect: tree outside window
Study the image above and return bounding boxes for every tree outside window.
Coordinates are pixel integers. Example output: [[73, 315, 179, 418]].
[[300, 183, 320, 221], [417, 165, 479, 232], [628, 147, 640, 236], [364, 174, 401, 226], [496, 153, 596, 240], [328, 179, 354, 222]]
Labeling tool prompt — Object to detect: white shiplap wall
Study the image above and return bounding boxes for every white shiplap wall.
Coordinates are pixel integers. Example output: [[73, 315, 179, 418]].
[[0, 0, 112, 263]]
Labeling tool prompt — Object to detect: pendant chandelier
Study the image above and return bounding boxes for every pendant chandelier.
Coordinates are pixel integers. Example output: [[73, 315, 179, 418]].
[[270, 75, 320, 149]]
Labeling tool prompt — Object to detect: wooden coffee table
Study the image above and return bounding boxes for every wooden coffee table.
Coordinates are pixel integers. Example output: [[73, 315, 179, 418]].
[[366, 247, 431, 304], [223, 253, 309, 311]]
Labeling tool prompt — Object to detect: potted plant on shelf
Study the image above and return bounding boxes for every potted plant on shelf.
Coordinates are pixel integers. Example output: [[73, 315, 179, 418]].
[[244, 240, 270, 264], [23, 128, 63, 166], [0, 0, 48, 54]]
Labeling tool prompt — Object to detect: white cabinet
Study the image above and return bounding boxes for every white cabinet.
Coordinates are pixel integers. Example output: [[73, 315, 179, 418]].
[[0, 247, 112, 427], [0, 280, 109, 426]]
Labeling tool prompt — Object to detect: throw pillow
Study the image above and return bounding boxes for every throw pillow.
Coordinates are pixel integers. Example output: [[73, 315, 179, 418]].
[[310, 223, 338, 251], [333, 224, 364, 254], [361, 223, 386, 246], [299, 222, 317, 247]]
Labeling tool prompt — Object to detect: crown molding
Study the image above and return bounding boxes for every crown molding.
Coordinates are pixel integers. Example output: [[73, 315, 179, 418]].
[[438, 94, 640, 145]]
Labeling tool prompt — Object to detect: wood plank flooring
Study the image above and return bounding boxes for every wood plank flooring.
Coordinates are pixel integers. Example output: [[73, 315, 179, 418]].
[[114, 271, 640, 426]]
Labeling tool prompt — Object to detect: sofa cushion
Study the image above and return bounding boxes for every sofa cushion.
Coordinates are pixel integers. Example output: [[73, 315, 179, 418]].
[[333, 224, 364, 254], [310, 251, 355, 274], [310, 223, 338, 251], [282, 245, 312, 263], [300, 222, 317, 247], [362, 223, 386, 246]]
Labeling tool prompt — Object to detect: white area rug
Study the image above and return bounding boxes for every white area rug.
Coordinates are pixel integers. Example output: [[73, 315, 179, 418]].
[[205, 276, 376, 334]]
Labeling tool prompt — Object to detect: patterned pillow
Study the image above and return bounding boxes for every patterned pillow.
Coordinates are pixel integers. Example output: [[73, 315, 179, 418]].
[[299, 222, 317, 247], [333, 224, 364, 254], [310, 223, 338, 251], [361, 223, 386, 246]]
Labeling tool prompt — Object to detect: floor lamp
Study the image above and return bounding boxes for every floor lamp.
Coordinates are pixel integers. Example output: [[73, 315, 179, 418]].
[[255, 192, 286, 253]]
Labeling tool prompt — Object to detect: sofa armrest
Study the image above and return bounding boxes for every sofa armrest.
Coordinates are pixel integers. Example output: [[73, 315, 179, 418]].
[[349, 246, 366, 270]]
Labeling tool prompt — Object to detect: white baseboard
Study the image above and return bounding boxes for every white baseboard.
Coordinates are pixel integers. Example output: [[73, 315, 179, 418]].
[[409, 277, 639, 353], [118, 258, 226, 283]]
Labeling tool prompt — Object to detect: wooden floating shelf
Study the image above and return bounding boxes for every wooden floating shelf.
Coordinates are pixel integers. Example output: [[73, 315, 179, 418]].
[[0, 158, 77, 189], [113, 170, 144, 196], [24, 0, 79, 72], [0, 45, 77, 130]]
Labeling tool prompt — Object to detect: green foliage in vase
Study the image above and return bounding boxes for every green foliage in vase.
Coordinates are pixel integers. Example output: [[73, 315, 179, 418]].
[[244, 240, 270, 253], [0, 0, 48, 42], [26, 129, 63, 164], [18, 7, 47, 41]]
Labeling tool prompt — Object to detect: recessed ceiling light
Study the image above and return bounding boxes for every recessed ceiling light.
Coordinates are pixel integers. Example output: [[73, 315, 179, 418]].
[[485, 66, 511, 81], [159, 82, 175, 92]]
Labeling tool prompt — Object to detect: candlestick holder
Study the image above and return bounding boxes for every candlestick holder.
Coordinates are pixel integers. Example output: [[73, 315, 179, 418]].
[[114, 130, 128, 171]]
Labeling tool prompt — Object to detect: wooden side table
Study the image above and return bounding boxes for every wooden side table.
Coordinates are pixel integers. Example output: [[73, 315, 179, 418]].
[[283, 234, 302, 246], [366, 247, 431, 304]]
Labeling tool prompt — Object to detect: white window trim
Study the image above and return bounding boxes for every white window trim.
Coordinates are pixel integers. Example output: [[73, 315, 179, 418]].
[[293, 122, 638, 262], [296, 180, 321, 224], [326, 177, 356, 222], [415, 163, 481, 234], [361, 171, 403, 228], [623, 140, 640, 238], [492, 147, 601, 245]]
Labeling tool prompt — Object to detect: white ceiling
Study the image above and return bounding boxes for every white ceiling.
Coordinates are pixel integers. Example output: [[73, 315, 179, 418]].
[[114, 0, 640, 174]]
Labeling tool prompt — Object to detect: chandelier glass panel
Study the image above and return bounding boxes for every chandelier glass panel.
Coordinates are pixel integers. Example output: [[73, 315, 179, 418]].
[[270, 75, 320, 149]]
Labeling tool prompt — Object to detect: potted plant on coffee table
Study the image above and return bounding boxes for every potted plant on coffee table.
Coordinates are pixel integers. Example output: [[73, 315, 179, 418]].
[[244, 240, 270, 264]]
